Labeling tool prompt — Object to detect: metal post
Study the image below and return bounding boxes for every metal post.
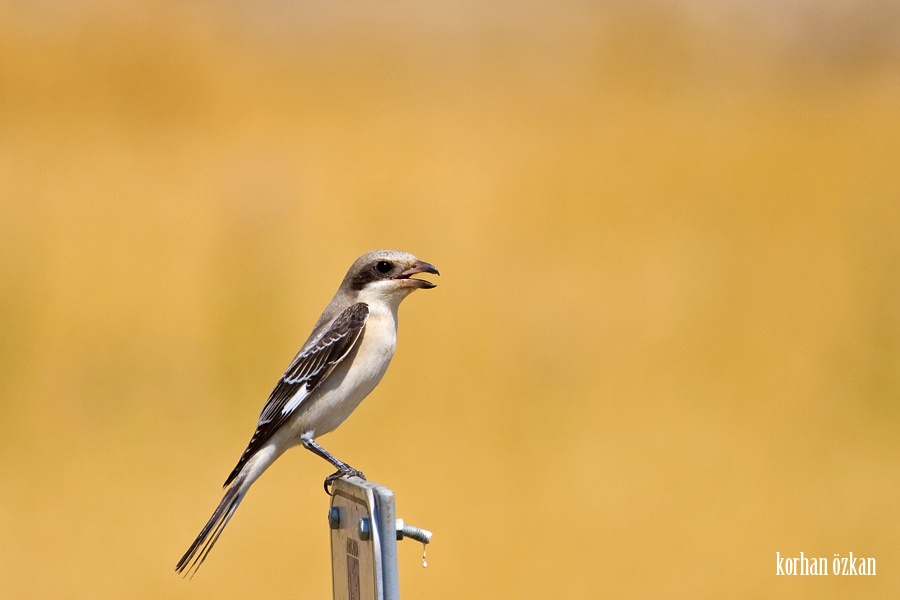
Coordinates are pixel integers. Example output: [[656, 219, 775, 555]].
[[328, 476, 431, 600]]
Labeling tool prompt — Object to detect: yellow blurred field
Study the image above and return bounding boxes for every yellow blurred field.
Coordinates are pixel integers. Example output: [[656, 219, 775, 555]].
[[1, 2, 898, 598]]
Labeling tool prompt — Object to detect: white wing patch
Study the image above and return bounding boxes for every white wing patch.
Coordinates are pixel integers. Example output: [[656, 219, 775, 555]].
[[282, 384, 310, 415]]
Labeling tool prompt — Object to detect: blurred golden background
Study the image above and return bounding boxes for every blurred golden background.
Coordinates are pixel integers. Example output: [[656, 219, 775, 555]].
[[1, 1, 898, 598]]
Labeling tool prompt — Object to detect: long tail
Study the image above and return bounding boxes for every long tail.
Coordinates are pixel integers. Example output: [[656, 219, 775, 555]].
[[175, 471, 247, 578]]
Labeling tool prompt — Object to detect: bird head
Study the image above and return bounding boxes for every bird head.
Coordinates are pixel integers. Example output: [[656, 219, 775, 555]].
[[345, 250, 439, 306]]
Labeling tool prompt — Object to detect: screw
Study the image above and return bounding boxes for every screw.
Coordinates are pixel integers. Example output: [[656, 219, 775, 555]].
[[395, 519, 432, 545]]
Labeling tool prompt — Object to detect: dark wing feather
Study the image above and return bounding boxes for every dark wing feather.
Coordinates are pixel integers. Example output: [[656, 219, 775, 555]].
[[223, 302, 369, 487]]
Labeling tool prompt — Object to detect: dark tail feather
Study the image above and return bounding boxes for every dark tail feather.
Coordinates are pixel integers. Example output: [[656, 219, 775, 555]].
[[175, 473, 246, 578]]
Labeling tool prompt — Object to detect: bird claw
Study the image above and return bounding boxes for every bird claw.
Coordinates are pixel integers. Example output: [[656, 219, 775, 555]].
[[324, 467, 366, 494]]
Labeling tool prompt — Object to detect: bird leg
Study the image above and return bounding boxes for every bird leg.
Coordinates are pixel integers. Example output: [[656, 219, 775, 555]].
[[301, 436, 366, 493]]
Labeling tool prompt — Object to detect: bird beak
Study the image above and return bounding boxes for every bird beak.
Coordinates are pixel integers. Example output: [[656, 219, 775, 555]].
[[393, 260, 440, 289]]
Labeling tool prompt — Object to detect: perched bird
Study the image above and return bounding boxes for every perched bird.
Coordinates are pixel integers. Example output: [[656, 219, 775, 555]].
[[175, 250, 438, 577]]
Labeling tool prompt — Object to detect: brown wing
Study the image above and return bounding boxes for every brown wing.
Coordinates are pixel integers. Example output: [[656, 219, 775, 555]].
[[223, 302, 368, 487]]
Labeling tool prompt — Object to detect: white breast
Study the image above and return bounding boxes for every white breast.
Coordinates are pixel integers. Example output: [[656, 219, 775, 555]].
[[290, 302, 399, 438]]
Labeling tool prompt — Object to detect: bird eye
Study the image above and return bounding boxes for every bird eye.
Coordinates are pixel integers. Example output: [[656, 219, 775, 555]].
[[376, 260, 392, 274]]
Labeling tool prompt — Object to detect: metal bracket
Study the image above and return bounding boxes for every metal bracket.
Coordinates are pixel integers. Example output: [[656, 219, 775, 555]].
[[328, 476, 432, 600]]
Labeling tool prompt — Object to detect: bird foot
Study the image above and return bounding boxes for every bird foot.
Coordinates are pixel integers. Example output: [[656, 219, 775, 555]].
[[324, 467, 366, 494]]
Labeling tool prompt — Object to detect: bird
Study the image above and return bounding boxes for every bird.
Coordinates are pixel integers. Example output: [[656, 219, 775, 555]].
[[175, 250, 439, 577]]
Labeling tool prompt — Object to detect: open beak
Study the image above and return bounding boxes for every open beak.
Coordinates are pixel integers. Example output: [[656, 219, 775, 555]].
[[393, 260, 440, 289]]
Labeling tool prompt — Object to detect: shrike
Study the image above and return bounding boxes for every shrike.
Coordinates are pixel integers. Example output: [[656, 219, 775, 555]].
[[175, 250, 438, 577]]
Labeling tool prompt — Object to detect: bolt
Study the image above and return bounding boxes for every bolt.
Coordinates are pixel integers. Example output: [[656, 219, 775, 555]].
[[328, 507, 340, 530], [395, 518, 432, 545], [359, 518, 371, 541]]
